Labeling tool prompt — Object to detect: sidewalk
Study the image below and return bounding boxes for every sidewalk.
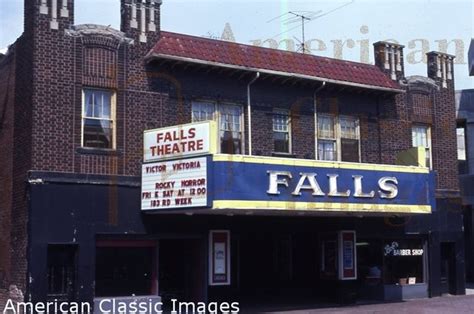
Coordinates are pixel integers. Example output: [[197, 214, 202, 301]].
[[259, 295, 474, 314], [466, 282, 474, 295]]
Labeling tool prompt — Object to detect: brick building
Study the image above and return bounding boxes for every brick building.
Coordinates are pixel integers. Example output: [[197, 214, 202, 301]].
[[0, 0, 465, 310]]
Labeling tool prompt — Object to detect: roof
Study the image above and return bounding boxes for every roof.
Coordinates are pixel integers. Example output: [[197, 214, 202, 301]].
[[147, 31, 402, 92]]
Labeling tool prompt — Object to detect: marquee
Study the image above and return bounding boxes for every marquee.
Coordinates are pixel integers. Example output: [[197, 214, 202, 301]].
[[142, 122, 434, 214]]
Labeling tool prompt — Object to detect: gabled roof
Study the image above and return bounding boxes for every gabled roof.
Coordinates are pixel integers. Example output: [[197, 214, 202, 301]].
[[147, 31, 402, 92]]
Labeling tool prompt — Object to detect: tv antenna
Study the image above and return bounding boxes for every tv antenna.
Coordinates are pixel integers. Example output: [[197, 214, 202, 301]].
[[266, 1, 355, 53], [287, 11, 316, 53], [268, 11, 321, 53]]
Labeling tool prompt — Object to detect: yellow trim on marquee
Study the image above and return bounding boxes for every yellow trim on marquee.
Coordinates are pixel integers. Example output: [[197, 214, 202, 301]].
[[213, 200, 431, 214], [208, 121, 218, 155], [212, 154, 429, 174]]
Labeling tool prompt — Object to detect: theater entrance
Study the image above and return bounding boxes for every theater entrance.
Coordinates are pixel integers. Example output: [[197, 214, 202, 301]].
[[158, 239, 207, 304], [231, 231, 324, 308]]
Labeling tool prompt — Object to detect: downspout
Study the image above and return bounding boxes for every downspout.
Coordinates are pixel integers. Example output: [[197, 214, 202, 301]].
[[247, 72, 260, 155], [313, 82, 327, 158]]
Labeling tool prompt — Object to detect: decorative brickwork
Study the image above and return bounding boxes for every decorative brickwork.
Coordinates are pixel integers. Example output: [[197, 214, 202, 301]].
[[0, 0, 461, 305]]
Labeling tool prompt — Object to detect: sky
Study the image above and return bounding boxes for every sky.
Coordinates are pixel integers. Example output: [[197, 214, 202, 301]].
[[0, 0, 473, 89]]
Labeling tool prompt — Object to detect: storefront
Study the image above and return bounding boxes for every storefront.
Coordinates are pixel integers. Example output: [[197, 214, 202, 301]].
[[136, 121, 437, 305], [357, 237, 429, 300]]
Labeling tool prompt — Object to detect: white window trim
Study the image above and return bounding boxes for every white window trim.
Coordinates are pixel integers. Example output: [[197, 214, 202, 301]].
[[315, 113, 361, 162], [191, 101, 245, 155], [81, 88, 116, 150], [272, 109, 292, 154]]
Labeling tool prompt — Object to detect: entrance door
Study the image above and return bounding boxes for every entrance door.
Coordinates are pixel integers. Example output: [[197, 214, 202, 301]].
[[238, 231, 318, 303], [440, 242, 456, 295], [158, 239, 206, 304]]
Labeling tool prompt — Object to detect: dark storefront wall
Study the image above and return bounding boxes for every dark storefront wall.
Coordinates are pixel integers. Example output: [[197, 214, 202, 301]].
[[27, 178, 465, 306], [464, 206, 474, 282]]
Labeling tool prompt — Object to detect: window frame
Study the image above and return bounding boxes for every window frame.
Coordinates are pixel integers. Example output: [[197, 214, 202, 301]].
[[411, 124, 432, 169], [316, 113, 337, 161], [339, 115, 361, 163], [81, 88, 117, 150], [191, 100, 245, 155], [272, 109, 292, 154], [316, 113, 361, 162]]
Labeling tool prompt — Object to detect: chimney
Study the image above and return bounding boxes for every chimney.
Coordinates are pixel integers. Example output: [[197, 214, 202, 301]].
[[373, 41, 405, 81], [121, 0, 161, 45], [427, 52, 455, 89]]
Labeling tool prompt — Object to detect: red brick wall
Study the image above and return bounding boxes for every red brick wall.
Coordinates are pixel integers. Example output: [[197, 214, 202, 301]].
[[0, 1, 461, 305], [410, 93, 433, 123], [431, 83, 459, 192], [0, 49, 15, 308], [0, 32, 35, 308], [30, 5, 75, 172], [15, 3, 458, 196]]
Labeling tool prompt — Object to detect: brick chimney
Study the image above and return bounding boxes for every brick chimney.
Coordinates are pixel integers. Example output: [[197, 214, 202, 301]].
[[121, 0, 161, 46], [373, 41, 405, 81], [427, 52, 455, 89]]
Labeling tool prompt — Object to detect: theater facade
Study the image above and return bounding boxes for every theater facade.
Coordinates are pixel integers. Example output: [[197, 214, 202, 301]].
[[0, 0, 465, 310]]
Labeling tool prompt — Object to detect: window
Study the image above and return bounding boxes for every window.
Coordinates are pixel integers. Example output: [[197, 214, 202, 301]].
[[317, 114, 360, 162], [220, 105, 243, 154], [317, 115, 336, 161], [318, 140, 337, 161], [340, 116, 360, 162], [47, 245, 77, 302], [82, 89, 115, 149], [383, 240, 426, 285], [191, 102, 243, 154], [273, 110, 291, 153], [192, 102, 215, 122], [412, 125, 432, 168], [457, 126, 466, 161]]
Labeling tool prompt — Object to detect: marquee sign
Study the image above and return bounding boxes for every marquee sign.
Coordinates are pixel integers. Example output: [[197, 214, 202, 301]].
[[141, 156, 209, 211], [210, 155, 435, 214], [141, 120, 435, 214], [143, 121, 217, 162]]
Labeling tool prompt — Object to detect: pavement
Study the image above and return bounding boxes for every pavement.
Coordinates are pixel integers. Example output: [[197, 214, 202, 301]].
[[466, 282, 474, 295], [254, 294, 474, 314]]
